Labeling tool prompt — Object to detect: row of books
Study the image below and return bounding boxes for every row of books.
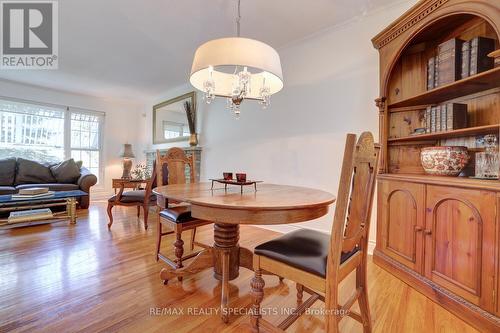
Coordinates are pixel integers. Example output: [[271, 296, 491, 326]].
[[427, 36, 495, 90], [424, 103, 467, 133]]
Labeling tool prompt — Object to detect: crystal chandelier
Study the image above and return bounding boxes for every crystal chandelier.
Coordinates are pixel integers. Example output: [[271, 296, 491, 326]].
[[189, 0, 283, 118]]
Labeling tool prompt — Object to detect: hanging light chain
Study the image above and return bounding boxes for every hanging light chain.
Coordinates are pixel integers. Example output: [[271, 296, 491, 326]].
[[236, 0, 241, 37]]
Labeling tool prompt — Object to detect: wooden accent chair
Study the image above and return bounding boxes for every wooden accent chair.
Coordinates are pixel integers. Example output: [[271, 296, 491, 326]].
[[250, 132, 380, 333], [155, 148, 212, 281], [107, 165, 157, 230]]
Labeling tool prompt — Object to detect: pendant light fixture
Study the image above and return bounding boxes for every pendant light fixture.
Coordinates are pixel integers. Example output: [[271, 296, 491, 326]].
[[189, 0, 283, 118]]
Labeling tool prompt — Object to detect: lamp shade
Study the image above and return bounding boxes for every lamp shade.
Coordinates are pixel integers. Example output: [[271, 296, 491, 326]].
[[190, 37, 283, 99], [119, 143, 135, 158]]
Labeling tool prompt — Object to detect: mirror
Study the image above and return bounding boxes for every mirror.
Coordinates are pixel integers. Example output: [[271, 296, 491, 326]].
[[152, 92, 196, 144]]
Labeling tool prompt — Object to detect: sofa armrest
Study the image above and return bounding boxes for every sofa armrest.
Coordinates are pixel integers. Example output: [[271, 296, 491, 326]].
[[77, 167, 98, 193]]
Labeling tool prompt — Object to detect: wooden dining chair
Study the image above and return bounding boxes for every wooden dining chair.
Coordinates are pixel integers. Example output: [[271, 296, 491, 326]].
[[107, 164, 157, 230], [155, 148, 212, 282], [250, 132, 380, 333]]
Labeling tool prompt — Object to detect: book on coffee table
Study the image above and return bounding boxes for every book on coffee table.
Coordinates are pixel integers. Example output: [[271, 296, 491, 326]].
[[11, 191, 55, 200], [8, 208, 54, 224], [18, 187, 49, 195]]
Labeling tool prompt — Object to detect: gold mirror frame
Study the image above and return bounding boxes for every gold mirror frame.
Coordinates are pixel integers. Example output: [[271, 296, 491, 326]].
[[152, 91, 196, 144]]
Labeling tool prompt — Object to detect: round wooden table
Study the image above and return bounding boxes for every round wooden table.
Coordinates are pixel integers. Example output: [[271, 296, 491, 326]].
[[153, 182, 335, 323]]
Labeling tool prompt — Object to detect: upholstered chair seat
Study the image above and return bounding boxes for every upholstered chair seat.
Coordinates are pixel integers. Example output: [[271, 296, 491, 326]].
[[254, 229, 358, 278], [108, 190, 157, 204], [159, 206, 193, 223]]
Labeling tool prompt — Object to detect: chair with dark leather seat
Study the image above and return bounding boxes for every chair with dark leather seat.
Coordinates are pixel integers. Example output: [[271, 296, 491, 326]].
[[107, 166, 157, 230], [250, 132, 380, 333], [155, 148, 212, 282]]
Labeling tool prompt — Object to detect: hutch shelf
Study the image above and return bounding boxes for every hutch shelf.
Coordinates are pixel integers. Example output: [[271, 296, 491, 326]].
[[372, 0, 500, 332]]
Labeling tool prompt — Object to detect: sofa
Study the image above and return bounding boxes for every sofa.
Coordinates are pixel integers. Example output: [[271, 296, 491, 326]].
[[0, 157, 97, 209]]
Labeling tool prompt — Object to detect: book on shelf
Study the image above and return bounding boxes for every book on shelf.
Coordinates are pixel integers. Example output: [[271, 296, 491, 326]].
[[435, 105, 441, 132], [11, 191, 55, 200], [430, 106, 437, 133], [426, 56, 440, 90], [444, 103, 468, 131], [18, 187, 49, 195], [425, 107, 431, 133], [437, 38, 463, 87], [461, 40, 470, 79], [8, 208, 53, 224], [469, 36, 495, 75], [440, 105, 448, 131], [427, 56, 435, 90]]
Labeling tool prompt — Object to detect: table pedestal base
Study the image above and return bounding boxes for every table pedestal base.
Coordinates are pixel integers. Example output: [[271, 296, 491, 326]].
[[159, 223, 254, 323]]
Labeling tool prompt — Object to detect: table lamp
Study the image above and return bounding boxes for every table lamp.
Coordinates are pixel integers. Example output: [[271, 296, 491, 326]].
[[119, 143, 135, 179]]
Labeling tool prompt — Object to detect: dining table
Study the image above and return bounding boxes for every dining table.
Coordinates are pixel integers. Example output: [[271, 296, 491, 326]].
[[153, 182, 336, 323]]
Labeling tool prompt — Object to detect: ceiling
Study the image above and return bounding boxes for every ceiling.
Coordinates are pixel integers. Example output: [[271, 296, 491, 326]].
[[0, 0, 401, 102]]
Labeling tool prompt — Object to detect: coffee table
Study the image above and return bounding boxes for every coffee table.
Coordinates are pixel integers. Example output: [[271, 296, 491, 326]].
[[0, 190, 87, 229]]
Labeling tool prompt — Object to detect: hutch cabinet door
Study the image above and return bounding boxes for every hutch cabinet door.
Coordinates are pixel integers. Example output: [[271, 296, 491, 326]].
[[377, 180, 425, 273], [424, 185, 496, 311]]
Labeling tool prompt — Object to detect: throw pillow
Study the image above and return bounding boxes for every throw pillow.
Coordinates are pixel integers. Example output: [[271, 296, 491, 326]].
[[0, 158, 16, 186], [15, 158, 57, 185], [50, 159, 81, 184]]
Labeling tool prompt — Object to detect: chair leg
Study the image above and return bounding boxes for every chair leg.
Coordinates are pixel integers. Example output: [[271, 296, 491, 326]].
[[325, 284, 340, 333], [250, 269, 265, 333], [107, 203, 114, 229], [174, 231, 184, 282], [137, 205, 140, 217], [143, 205, 149, 230], [357, 265, 372, 333], [190, 228, 196, 251], [155, 215, 162, 262], [296, 283, 304, 303]]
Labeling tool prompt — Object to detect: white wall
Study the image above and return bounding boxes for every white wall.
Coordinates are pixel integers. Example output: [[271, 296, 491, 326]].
[[0, 79, 147, 195], [144, 0, 417, 252]]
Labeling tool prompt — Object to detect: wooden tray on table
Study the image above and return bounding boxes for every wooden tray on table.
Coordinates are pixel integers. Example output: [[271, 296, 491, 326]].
[[210, 179, 263, 193]]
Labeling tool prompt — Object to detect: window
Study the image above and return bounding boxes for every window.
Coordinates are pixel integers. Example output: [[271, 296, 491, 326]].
[[163, 120, 189, 139], [0, 97, 105, 184], [70, 111, 103, 181], [0, 99, 65, 162]]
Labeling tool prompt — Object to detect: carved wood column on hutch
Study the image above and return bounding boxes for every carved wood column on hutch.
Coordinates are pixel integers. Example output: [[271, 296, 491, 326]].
[[372, 0, 500, 331]]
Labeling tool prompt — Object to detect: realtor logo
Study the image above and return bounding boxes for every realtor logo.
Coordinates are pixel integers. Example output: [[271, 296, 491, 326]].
[[1, 0, 58, 69]]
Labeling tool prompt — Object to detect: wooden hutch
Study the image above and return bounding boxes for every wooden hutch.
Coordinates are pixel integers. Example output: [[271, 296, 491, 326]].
[[372, 0, 500, 331]]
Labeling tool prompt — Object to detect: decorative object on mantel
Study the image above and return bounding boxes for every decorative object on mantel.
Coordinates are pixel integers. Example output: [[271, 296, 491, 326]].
[[474, 134, 499, 179], [183, 100, 198, 146], [420, 146, 470, 176], [132, 163, 152, 181], [189, 0, 283, 119], [119, 143, 135, 179], [210, 178, 262, 193], [152, 92, 196, 144]]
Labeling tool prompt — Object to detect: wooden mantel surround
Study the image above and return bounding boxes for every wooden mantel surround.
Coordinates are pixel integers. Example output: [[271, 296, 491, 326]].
[[372, 0, 500, 332]]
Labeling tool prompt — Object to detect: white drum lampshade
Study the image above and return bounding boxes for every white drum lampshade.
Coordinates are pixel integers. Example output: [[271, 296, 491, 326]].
[[190, 37, 283, 100]]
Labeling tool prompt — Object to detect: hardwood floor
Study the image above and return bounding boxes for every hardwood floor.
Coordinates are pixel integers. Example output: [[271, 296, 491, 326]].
[[0, 202, 479, 333]]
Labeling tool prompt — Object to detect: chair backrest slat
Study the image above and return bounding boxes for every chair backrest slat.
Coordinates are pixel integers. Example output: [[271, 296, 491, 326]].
[[327, 132, 380, 276], [156, 148, 196, 186]]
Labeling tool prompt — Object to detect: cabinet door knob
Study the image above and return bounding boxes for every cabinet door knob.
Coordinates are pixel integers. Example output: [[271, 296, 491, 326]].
[[414, 226, 423, 232], [424, 229, 432, 235]]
